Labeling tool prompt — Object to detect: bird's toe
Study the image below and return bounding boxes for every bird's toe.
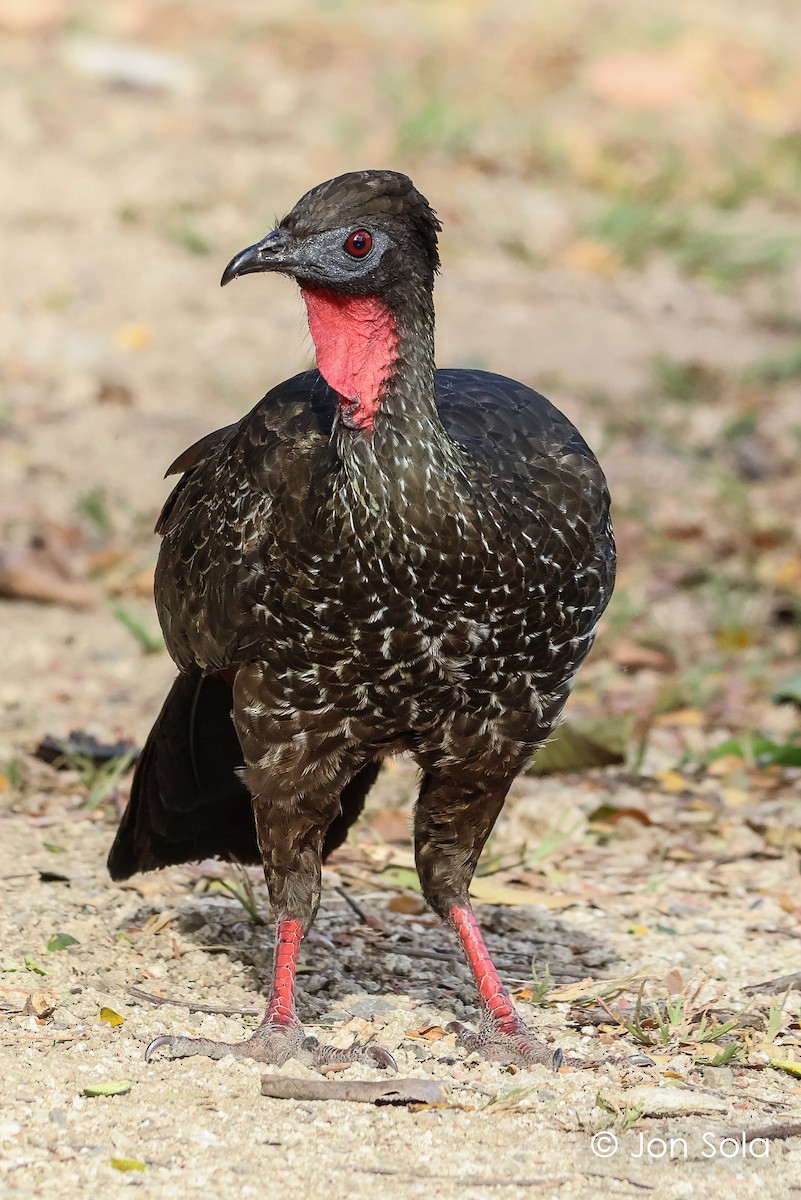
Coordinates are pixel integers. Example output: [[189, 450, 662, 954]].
[[144, 1033, 247, 1063], [309, 1037, 397, 1072], [446, 1018, 561, 1070], [144, 1023, 396, 1072]]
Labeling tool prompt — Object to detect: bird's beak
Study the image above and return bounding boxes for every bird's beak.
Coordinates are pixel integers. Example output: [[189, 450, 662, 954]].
[[220, 229, 298, 287]]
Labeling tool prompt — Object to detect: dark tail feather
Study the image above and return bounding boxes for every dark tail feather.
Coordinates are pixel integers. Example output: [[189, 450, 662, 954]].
[[108, 669, 258, 880]]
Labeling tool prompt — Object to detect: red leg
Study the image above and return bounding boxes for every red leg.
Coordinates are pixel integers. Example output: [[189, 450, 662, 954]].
[[145, 914, 394, 1070], [447, 903, 561, 1069], [263, 918, 302, 1027]]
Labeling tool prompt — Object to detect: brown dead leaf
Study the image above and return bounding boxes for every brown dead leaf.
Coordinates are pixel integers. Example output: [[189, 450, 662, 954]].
[[367, 807, 410, 843], [87, 547, 128, 574], [707, 754, 748, 776], [773, 559, 801, 590], [130, 567, 156, 597], [22, 991, 58, 1019], [588, 803, 652, 827], [141, 909, 178, 935], [662, 522, 705, 541], [653, 709, 705, 729], [387, 894, 426, 915], [611, 641, 675, 673], [0, 543, 98, 609], [560, 239, 619, 276], [97, 379, 134, 406], [405, 1025, 446, 1042], [546, 977, 598, 1003], [469, 877, 581, 908], [661, 969, 684, 996], [118, 877, 165, 899]]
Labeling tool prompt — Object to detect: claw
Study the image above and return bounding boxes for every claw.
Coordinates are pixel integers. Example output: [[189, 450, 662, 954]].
[[145, 1033, 240, 1063], [145, 1034, 174, 1063], [364, 1043, 398, 1072], [446, 1018, 560, 1070]]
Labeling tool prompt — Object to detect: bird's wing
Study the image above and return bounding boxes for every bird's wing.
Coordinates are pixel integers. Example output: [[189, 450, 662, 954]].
[[436, 368, 612, 537], [154, 371, 337, 672], [435, 368, 602, 484], [435, 367, 615, 643]]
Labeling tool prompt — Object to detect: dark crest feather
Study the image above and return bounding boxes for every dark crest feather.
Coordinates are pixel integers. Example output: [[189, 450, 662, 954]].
[[281, 169, 441, 273]]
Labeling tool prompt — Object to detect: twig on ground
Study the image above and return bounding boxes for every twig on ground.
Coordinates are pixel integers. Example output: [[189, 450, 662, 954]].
[[260, 1076, 448, 1105], [723, 1124, 801, 1143], [743, 971, 801, 995], [126, 985, 259, 1016], [335, 885, 389, 933]]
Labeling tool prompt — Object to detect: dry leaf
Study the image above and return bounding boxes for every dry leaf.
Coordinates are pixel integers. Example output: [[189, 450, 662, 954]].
[[115, 322, 153, 350], [22, 991, 58, 1019], [546, 977, 598, 1003], [656, 769, 689, 793], [387, 894, 426, 915], [141, 910, 178, 935], [405, 1025, 446, 1042], [560, 239, 619, 275], [368, 808, 410, 843], [0, 543, 98, 609], [611, 641, 675, 673], [662, 969, 684, 996], [469, 877, 581, 908], [653, 709, 705, 729]]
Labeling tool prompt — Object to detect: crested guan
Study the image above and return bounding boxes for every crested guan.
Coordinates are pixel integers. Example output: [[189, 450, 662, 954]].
[[108, 170, 615, 1070]]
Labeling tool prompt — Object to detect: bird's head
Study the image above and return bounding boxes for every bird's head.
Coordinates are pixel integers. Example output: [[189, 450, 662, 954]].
[[222, 171, 441, 432], [221, 170, 440, 301]]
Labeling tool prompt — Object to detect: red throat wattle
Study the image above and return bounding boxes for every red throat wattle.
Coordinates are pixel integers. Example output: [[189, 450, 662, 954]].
[[300, 286, 399, 431]]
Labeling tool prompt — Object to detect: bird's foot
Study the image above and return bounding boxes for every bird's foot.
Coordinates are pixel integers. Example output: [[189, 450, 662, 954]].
[[446, 1013, 562, 1070], [145, 1019, 396, 1072]]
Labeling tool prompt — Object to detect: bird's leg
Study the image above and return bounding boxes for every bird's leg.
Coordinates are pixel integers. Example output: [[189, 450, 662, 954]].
[[414, 773, 561, 1070], [446, 902, 559, 1068], [146, 761, 395, 1070], [146, 906, 395, 1069], [145, 916, 313, 1065]]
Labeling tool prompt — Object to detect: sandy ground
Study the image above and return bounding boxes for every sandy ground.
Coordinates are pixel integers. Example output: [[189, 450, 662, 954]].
[[1, 768, 800, 1200], [2, 1, 801, 1197]]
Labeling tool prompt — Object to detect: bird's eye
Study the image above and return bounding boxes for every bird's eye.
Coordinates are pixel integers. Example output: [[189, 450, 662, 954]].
[[344, 229, 373, 258]]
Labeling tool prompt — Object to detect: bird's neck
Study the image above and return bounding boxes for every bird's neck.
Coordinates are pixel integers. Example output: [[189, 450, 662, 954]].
[[300, 283, 440, 440]]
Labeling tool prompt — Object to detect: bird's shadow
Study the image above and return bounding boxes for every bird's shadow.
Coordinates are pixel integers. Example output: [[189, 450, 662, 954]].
[[122, 879, 617, 1026]]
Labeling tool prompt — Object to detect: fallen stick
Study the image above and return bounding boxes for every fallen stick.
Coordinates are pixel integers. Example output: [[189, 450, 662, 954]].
[[724, 1123, 801, 1144], [743, 971, 801, 996], [261, 1076, 448, 1105], [126, 985, 259, 1017]]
